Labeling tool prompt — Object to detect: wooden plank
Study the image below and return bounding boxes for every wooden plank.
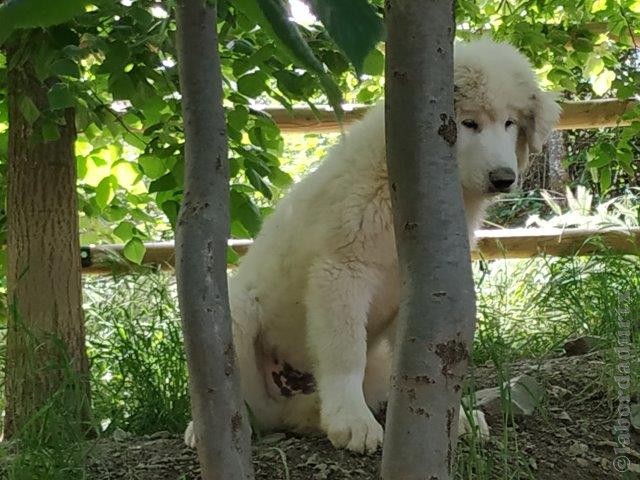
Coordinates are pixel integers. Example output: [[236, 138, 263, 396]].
[[260, 99, 637, 133], [473, 227, 640, 260], [82, 228, 640, 274]]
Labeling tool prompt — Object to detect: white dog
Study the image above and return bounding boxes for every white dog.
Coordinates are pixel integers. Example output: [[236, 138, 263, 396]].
[[185, 38, 560, 454]]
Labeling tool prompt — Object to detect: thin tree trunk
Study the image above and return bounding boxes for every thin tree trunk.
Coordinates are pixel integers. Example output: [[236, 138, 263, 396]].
[[174, 1, 253, 478], [546, 131, 568, 192], [520, 131, 568, 192], [381, 2, 476, 479], [4, 41, 90, 439]]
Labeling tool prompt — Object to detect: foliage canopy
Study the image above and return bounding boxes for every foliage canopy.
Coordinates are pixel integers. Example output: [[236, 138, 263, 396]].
[[0, 0, 637, 265]]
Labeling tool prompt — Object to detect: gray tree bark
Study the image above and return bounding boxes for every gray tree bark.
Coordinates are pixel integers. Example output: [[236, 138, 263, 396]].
[[546, 131, 568, 192], [520, 131, 568, 192], [380, 2, 476, 479], [174, 1, 253, 478]]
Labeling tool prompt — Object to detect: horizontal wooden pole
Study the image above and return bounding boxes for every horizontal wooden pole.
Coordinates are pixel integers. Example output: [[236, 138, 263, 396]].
[[259, 99, 637, 133], [473, 227, 640, 260], [82, 227, 640, 274]]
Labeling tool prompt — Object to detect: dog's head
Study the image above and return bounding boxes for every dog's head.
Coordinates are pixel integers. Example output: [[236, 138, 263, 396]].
[[454, 39, 561, 198]]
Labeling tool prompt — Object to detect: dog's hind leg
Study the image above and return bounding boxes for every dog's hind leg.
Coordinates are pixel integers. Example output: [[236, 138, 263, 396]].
[[184, 287, 282, 448]]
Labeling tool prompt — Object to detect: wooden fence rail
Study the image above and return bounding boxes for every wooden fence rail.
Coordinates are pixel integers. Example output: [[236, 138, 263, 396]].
[[82, 98, 639, 274], [263, 99, 638, 133], [81, 227, 640, 274]]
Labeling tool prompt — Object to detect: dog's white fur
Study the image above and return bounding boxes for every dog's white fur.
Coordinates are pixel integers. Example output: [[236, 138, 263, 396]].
[[185, 39, 561, 454]]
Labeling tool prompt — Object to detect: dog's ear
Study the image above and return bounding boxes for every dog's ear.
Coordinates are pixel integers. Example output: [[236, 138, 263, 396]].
[[517, 90, 561, 170]]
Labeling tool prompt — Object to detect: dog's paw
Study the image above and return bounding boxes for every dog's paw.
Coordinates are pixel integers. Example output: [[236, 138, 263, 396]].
[[184, 420, 196, 448], [322, 406, 383, 454], [458, 408, 490, 439]]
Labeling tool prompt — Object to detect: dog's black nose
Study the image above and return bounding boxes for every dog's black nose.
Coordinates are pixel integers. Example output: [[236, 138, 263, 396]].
[[489, 167, 516, 192]]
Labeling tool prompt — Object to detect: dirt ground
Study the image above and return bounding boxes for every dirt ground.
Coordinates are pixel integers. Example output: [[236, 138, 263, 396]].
[[80, 350, 639, 479], [2, 350, 638, 479]]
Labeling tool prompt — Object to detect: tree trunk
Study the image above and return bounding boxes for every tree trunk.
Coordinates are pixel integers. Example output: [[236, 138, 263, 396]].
[[4, 41, 90, 439], [381, 2, 476, 479], [520, 131, 567, 192], [546, 131, 568, 192], [174, 1, 254, 478]]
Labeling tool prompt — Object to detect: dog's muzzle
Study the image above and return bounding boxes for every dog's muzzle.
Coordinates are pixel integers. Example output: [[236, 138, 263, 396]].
[[488, 167, 516, 193]]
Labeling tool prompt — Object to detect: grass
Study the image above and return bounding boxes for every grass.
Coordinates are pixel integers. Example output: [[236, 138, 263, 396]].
[[0, 247, 638, 478], [83, 273, 190, 436], [0, 309, 90, 480]]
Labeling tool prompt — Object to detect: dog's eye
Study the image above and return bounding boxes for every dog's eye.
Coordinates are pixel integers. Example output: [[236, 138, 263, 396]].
[[461, 119, 479, 130], [505, 119, 515, 128]]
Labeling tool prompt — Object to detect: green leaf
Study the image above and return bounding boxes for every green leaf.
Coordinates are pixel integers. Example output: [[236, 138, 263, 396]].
[[97, 41, 130, 74], [161, 200, 180, 229], [307, 0, 384, 75], [0, 0, 87, 44], [246, 168, 272, 199], [362, 48, 384, 76], [249, 0, 343, 119], [109, 73, 136, 101], [591, 69, 615, 96], [50, 58, 80, 78], [18, 96, 40, 125], [48, 83, 75, 110], [599, 167, 611, 192], [95, 176, 116, 210], [112, 161, 140, 187], [572, 37, 593, 53], [584, 55, 604, 78], [123, 237, 146, 264], [138, 155, 167, 180], [268, 167, 293, 188], [227, 246, 240, 265], [41, 119, 60, 141], [586, 143, 615, 168], [230, 190, 262, 237], [114, 221, 135, 242], [148, 173, 178, 194], [228, 106, 249, 131], [237, 71, 269, 98]]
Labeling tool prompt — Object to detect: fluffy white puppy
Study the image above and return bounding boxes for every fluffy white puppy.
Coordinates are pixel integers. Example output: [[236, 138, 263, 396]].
[[185, 38, 561, 454]]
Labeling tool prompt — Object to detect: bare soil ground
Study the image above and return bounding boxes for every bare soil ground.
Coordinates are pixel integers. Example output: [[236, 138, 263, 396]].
[[82, 351, 639, 479], [2, 350, 638, 479]]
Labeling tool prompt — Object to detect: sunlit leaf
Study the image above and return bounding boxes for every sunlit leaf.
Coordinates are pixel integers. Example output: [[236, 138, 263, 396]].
[[584, 55, 604, 78], [138, 155, 167, 180], [591, 69, 615, 96], [95, 176, 116, 210], [114, 221, 135, 242], [112, 161, 140, 188], [123, 237, 146, 264], [362, 48, 384, 76]]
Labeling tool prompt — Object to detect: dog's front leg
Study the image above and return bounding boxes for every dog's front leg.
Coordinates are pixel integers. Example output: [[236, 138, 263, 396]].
[[306, 258, 383, 454]]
